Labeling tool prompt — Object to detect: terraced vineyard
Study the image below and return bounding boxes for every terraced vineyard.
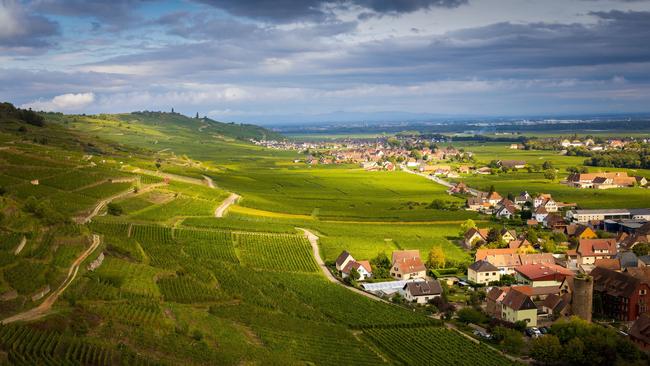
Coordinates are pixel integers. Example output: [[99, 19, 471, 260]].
[[0, 109, 522, 365], [364, 325, 520, 366], [0, 324, 155, 366], [236, 233, 318, 272]]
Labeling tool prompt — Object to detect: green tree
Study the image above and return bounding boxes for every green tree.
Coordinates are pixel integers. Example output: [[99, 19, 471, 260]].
[[632, 243, 650, 257], [459, 219, 476, 235], [456, 307, 487, 324], [529, 334, 562, 365], [542, 161, 554, 170], [107, 203, 123, 216], [492, 326, 525, 354], [544, 169, 557, 181], [344, 268, 360, 285]]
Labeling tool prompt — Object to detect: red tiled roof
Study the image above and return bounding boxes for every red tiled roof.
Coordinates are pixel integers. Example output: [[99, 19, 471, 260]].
[[578, 238, 617, 257], [594, 258, 621, 271], [515, 263, 574, 282]]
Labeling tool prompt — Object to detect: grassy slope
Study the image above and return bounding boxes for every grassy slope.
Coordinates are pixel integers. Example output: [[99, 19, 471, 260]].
[[0, 109, 513, 365]]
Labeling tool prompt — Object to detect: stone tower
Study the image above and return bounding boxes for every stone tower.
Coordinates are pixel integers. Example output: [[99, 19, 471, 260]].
[[572, 275, 594, 322]]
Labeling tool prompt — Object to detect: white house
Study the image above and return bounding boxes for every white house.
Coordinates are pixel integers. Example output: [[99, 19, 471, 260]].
[[335, 251, 355, 272], [403, 280, 443, 304], [534, 206, 549, 222], [342, 260, 373, 281], [468, 260, 501, 285]]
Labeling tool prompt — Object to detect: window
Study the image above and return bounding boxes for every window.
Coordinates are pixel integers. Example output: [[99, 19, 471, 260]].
[[640, 289, 647, 295]]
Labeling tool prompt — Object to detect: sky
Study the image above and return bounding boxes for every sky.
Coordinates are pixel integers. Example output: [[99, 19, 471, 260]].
[[1, 0, 650, 124]]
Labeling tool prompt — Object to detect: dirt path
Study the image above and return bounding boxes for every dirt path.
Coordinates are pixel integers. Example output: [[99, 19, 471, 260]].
[[401, 166, 482, 197], [215, 193, 240, 218], [297, 228, 386, 303], [1, 234, 102, 324], [13, 236, 26, 255], [132, 168, 210, 187], [76, 183, 165, 224], [203, 175, 216, 189]]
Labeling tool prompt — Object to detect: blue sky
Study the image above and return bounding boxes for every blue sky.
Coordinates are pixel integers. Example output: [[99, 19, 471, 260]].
[[1, 0, 650, 124]]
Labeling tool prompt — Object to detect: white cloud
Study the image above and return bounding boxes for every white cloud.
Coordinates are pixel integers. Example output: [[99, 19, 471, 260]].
[[22, 92, 95, 112]]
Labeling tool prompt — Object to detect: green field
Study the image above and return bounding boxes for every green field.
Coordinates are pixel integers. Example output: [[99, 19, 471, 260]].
[[0, 109, 542, 365], [452, 142, 650, 208]]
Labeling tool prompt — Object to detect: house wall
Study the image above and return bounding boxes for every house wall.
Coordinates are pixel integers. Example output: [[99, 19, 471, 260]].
[[391, 269, 426, 280], [596, 283, 650, 321], [502, 307, 537, 327], [405, 292, 441, 304], [468, 269, 500, 285]]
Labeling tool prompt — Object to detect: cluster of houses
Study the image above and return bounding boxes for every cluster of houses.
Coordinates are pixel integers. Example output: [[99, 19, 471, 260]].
[[335, 249, 444, 304], [464, 190, 574, 220], [566, 171, 647, 189], [299, 145, 469, 169], [466, 216, 650, 347], [559, 137, 630, 151]]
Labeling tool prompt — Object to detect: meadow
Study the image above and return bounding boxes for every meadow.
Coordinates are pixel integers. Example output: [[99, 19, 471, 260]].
[[453, 142, 650, 208]]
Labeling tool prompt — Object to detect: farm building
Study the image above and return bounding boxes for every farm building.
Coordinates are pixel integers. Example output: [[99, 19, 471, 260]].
[[567, 172, 636, 189], [514, 263, 574, 287]]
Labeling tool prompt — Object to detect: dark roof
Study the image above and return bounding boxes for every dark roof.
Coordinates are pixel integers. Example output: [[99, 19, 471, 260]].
[[617, 252, 638, 268], [630, 315, 650, 345], [335, 251, 352, 268], [486, 287, 505, 302], [639, 255, 650, 265], [469, 260, 499, 272], [542, 293, 568, 313], [625, 267, 650, 283], [592, 267, 645, 298], [502, 288, 537, 311], [545, 214, 566, 226], [403, 280, 442, 297]]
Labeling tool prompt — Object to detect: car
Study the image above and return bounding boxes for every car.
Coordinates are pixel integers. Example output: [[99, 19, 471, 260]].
[[524, 328, 534, 337], [472, 330, 492, 340], [526, 327, 542, 338], [539, 326, 549, 334]]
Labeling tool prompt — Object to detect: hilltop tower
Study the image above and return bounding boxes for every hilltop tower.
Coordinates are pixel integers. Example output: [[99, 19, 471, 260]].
[[572, 274, 593, 322]]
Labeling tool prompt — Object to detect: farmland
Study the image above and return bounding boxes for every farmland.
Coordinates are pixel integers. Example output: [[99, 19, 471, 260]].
[[452, 142, 650, 208], [0, 110, 514, 365]]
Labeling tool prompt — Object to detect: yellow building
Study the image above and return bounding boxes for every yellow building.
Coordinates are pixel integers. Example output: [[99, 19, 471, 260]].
[[501, 288, 538, 327]]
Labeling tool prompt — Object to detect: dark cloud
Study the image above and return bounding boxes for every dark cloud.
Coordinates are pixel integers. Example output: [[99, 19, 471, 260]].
[[193, 0, 467, 22], [0, 0, 59, 49]]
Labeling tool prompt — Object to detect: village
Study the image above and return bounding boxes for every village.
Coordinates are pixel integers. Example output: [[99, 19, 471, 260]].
[[332, 199, 650, 351], [329, 157, 650, 354]]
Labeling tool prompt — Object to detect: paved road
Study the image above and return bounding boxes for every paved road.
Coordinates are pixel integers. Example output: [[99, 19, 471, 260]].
[[1, 234, 102, 324], [400, 166, 481, 197], [215, 193, 241, 217], [297, 228, 386, 303]]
